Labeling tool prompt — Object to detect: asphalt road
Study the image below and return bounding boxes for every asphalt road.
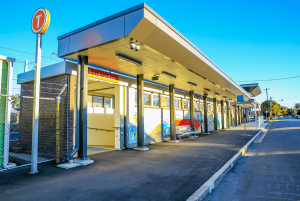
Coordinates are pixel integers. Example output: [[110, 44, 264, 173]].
[[204, 118, 300, 201], [0, 125, 259, 201]]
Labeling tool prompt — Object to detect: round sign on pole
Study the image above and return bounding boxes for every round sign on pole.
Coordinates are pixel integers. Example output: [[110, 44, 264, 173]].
[[31, 8, 50, 34]]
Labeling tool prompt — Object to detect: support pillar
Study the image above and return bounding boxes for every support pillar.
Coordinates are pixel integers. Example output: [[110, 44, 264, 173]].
[[203, 96, 210, 134], [226, 101, 230, 128], [234, 105, 238, 126], [168, 84, 178, 143], [213, 98, 219, 132], [238, 106, 241, 125], [241, 107, 244, 124], [190, 91, 195, 130], [78, 56, 88, 160], [134, 74, 149, 150], [221, 100, 225, 130], [247, 108, 249, 122]]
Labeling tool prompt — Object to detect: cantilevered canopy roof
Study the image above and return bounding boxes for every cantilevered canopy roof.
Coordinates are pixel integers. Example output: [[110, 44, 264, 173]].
[[240, 83, 261, 97], [57, 3, 252, 102]]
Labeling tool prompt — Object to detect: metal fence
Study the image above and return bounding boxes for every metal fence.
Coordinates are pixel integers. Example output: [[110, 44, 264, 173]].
[[0, 94, 58, 169], [0, 72, 72, 171]]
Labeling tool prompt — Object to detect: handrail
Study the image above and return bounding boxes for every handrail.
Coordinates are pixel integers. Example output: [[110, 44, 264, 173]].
[[87, 127, 114, 132]]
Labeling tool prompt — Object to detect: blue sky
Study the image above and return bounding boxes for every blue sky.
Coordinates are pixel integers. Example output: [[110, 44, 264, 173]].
[[0, 0, 299, 107]]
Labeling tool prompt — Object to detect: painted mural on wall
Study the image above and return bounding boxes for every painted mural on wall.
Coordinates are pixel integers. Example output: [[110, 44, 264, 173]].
[[195, 111, 201, 133], [144, 108, 162, 144], [217, 113, 221, 129], [162, 109, 170, 139], [208, 112, 214, 131], [128, 109, 137, 147], [128, 88, 137, 147]]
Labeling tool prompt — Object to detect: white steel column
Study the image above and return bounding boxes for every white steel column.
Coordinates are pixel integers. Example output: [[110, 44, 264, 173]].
[[3, 60, 15, 169], [31, 34, 42, 174]]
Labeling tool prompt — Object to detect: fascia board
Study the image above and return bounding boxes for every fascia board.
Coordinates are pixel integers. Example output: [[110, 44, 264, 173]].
[[0, 55, 16, 63], [17, 61, 77, 84]]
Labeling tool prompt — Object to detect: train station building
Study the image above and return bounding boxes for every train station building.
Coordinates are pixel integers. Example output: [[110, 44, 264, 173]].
[[17, 3, 261, 166]]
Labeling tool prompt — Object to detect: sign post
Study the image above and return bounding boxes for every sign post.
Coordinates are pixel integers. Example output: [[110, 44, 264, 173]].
[[30, 8, 50, 174], [237, 95, 247, 135]]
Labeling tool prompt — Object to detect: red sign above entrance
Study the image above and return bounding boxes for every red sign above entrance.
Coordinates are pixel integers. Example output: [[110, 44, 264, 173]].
[[88, 68, 119, 83]]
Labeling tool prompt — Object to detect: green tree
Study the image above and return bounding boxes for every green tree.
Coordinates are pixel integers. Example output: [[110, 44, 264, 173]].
[[261, 100, 282, 116], [11, 96, 20, 108], [295, 103, 300, 110], [280, 106, 288, 115]]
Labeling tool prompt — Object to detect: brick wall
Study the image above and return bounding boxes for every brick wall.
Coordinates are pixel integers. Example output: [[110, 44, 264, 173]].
[[17, 74, 75, 162]]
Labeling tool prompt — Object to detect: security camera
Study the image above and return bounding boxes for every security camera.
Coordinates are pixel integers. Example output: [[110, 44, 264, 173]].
[[135, 41, 140, 51], [129, 39, 136, 49], [152, 76, 160, 80]]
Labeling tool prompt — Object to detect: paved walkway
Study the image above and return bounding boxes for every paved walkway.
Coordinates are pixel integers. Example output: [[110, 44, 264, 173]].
[[0, 123, 262, 201], [204, 118, 300, 201]]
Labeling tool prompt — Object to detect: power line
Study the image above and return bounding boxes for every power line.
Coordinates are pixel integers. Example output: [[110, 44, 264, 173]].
[[236, 75, 300, 82], [0, 46, 62, 61]]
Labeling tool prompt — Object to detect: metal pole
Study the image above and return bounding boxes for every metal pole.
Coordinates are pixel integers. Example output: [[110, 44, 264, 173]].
[[270, 96, 272, 120], [213, 98, 218, 131], [56, 96, 61, 163], [244, 103, 246, 135], [78, 56, 88, 159], [137, 74, 145, 147], [31, 34, 42, 174], [221, 100, 224, 130], [255, 104, 257, 131], [189, 91, 195, 130], [234, 105, 237, 126], [24, 60, 28, 72], [226, 101, 230, 128], [203, 96, 209, 134], [170, 84, 176, 141]]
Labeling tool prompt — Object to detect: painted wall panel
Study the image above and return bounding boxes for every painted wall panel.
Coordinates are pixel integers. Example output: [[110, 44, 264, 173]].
[[87, 109, 115, 146], [128, 88, 137, 147], [217, 112, 221, 129], [162, 109, 170, 138], [195, 111, 201, 133], [144, 108, 161, 144], [208, 111, 214, 131]]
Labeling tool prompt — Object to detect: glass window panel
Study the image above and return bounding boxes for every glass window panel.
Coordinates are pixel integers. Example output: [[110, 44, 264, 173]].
[[93, 96, 103, 107], [175, 99, 179, 109], [183, 100, 189, 110], [153, 94, 159, 107], [196, 102, 199, 111], [135, 91, 137, 105], [144, 94, 151, 106], [161, 96, 169, 108], [104, 97, 112, 108], [87, 95, 93, 107]]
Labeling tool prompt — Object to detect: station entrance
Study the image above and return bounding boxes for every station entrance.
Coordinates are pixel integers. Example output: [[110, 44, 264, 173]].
[[76, 76, 125, 155]]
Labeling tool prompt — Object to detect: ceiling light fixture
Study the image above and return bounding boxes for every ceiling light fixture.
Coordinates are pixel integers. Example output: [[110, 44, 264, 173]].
[[161, 71, 176, 79], [135, 41, 140, 51], [129, 38, 136, 49], [187, 82, 197, 87], [204, 88, 210, 93], [215, 93, 220, 96], [223, 96, 227, 99], [115, 54, 142, 67], [152, 75, 160, 80]]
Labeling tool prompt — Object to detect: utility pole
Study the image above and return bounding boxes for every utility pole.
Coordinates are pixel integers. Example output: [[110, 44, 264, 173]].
[[270, 96, 272, 120], [264, 88, 270, 101]]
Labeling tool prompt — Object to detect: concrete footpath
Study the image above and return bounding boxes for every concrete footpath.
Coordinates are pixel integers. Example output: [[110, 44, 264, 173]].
[[204, 118, 300, 201], [0, 122, 262, 201]]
